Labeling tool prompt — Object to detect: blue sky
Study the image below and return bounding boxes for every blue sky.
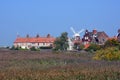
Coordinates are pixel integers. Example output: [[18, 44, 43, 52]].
[[0, 0, 120, 46]]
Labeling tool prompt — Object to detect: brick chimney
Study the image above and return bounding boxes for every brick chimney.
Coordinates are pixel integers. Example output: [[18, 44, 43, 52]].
[[47, 34, 50, 38], [26, 34, 30, 38], [36, 34, 40, 38]]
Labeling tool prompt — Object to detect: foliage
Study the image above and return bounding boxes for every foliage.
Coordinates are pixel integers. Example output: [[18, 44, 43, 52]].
[[10, 46, 19, 50], [93, 47, 120, 61], [30, 47, 40, 51], [11, 46, 28, 50], [30, 47, 36, 51], [6, 46, 10, 49], [74, 43, 84, 51], [78, 44, 84, 50], [40, 46, 52, 49], [11, 46, 41, 51], [53, 32, 69, 51], [104, 39, 120, 48], [85, 43, 101, 52]]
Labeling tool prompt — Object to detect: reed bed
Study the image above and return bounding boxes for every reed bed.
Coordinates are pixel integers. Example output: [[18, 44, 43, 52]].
[[0, 49, 120, 80]]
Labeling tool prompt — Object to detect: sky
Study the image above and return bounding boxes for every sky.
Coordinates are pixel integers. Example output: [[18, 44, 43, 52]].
[[0, 0, 120, 46]]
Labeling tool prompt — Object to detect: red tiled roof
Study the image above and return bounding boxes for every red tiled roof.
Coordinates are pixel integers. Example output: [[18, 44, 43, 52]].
[[14, 37, 56, 43], [84, 44, 90, 49]]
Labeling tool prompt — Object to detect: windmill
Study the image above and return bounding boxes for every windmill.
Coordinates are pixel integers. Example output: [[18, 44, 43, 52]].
[[67, 38, 74, 50], [70, 27, 84, 40]]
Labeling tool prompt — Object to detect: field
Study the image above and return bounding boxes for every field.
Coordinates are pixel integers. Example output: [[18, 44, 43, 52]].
[[0, 49, 120, 80]]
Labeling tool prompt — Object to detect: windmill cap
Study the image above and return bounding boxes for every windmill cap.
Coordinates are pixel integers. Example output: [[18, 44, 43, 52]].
[[75, 33, 80, 37]]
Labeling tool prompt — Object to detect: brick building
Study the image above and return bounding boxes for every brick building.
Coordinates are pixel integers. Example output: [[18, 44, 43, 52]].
[[14, 34, 55, 49]]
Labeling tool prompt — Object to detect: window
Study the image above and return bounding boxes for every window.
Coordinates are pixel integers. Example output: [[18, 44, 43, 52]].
[[102, 39, 105, 42], [85, 37, 88, 40]]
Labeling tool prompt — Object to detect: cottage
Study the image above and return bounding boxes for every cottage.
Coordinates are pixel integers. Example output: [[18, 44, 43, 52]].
[[82, 29, 109, 45], [14, 34, 55, 49]]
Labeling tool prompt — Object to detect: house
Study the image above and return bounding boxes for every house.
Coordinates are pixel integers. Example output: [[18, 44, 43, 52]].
[[82, 30, 92, 45], [14, 34, 55, 49], [117, 29, 120, 42], [82, 29, 109, 45]]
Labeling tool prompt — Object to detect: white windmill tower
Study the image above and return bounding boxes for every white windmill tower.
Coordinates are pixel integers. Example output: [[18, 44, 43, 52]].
[[67, 38, 74, 51], [70, 27, 84, 41]]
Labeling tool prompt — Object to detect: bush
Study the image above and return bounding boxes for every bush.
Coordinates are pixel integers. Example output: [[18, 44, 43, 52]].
[[104, 39, 120, 48], [11, 46, 29, 51], [93, 47, 120, 61], [6, 46, 10, 49], [73, 43, 84, 50], [78, 44, 84, 51], [30, 47, 37, 51], [40, 47, 52, 49], [30, 47, 40, 51], [85, 44, 101, 52], [10, 46, 19, 50]]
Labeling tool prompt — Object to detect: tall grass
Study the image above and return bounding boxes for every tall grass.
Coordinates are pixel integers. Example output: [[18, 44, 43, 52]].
[[0, 50, 120, 80]]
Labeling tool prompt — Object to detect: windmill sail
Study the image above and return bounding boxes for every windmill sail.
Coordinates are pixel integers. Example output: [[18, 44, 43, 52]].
[[78, 29, 85, 34], [70, 27, 76, 34]]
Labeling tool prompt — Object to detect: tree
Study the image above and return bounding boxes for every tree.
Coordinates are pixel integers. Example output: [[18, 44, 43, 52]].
[[54, 32, 69, 51]]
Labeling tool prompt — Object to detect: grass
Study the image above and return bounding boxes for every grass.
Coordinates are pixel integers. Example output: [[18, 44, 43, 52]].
[[0, 49, 120, 80]]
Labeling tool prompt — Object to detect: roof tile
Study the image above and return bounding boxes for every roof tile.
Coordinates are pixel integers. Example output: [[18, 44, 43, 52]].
[[14, 37, 55, 43]]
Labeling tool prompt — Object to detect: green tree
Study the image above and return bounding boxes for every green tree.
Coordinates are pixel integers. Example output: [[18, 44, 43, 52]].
[[54, 32, 69, 51]]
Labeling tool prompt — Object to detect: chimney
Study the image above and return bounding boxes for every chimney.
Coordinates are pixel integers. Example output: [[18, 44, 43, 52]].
[[85, 29, 89, 34], [36, 34, 40, 38], [93, 29, 97, 34], [47, 34, 50, 38], [26, 34, 29, 38]]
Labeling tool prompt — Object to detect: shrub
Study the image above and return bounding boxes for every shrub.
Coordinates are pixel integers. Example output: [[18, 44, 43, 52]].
[[73, 43, 84, 50], [30, 47, 40, 51], [85, 44, 101, 52], [10, 46, 19, 50], [93, 47, 120, 61], [104, 39, 120, 48], [30, 47, 37, 51], [40, 47, 52, 49], [6, 46, 10, 49], [78, 44, 84, 51]]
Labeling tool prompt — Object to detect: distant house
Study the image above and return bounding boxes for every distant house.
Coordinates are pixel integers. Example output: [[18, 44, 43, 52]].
[[82, 29, 109, 45], [117, 29, 120, 42], [14, 34, 55, 49], [82, 30, 92, 45]]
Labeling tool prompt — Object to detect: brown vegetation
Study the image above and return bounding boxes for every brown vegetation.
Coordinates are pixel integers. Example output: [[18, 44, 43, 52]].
[[0, 49, 120, 80]]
